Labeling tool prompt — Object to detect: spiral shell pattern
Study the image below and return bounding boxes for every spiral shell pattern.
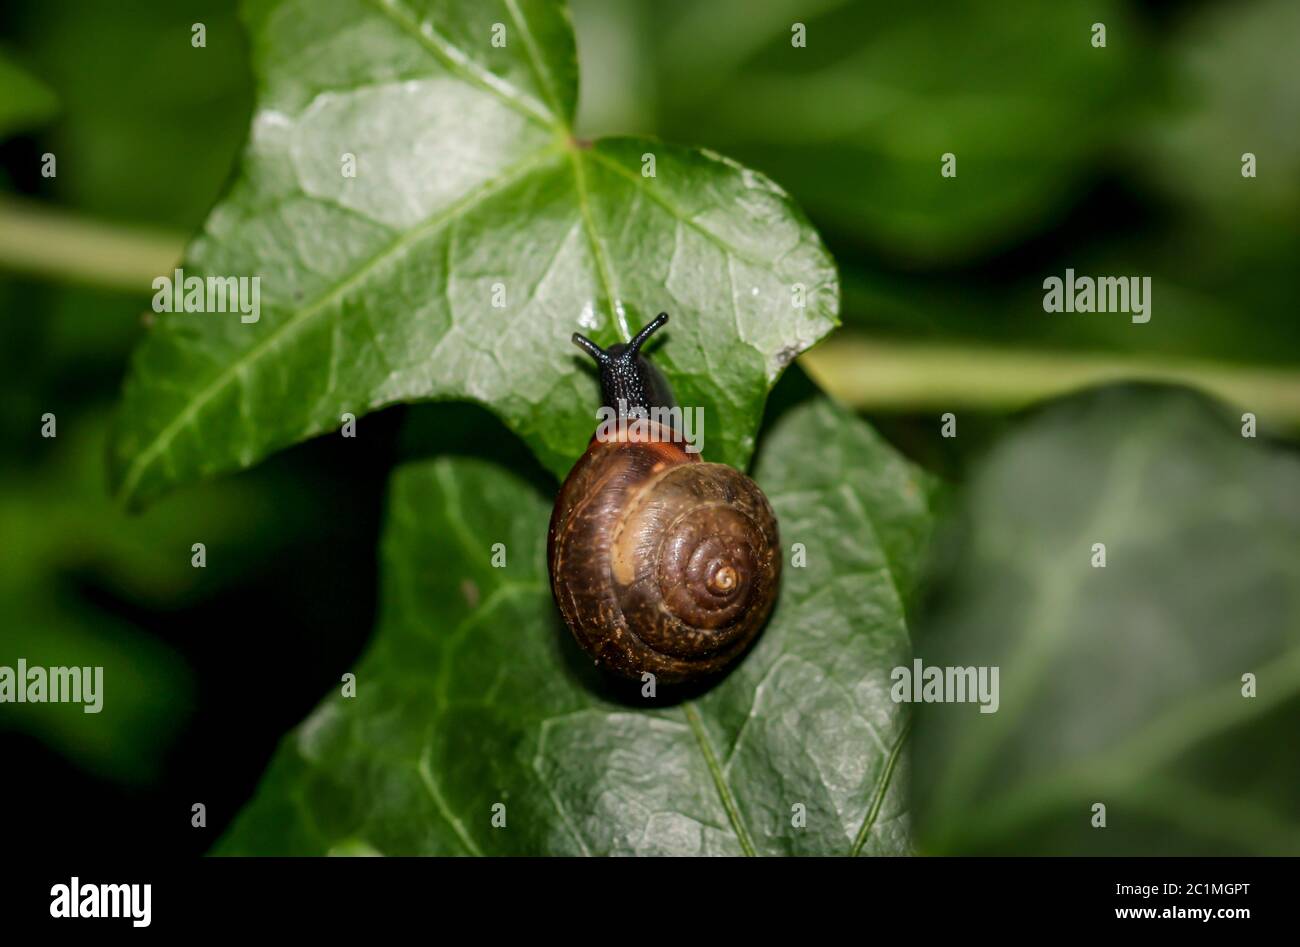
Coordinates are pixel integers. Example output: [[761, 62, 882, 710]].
[[548, 427, 780, 683]]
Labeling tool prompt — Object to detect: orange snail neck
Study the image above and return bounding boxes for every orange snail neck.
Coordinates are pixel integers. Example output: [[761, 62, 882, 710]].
[[573, 313, 700, 456], [586, 417, 701, 457]]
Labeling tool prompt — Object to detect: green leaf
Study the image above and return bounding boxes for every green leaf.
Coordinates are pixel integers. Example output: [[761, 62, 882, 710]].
[[215, 393, 932, 855], [827, 0, 1300, 370], [0, 410, 201, 784], [0, 48, 58, 139], [1142, 0, 1300, 228], [639, 0, 1144, 263], [8, 0, 252, 229], [110, 0, 838, 507], [911, 385, 1300, 855]]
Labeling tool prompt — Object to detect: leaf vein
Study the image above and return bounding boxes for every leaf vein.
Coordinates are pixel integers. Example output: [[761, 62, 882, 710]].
[[586, 147, 774, 270], [850, 714, 911, 856], [117, 146, 561, 500], [682, 703, 757, 856], [365, 0, 555, 128], [503, 0, 564, 118], [570, 150, 628, 340], [417, 735, 485, 856]]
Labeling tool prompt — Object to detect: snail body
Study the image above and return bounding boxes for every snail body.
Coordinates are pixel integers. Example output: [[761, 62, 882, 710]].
[[548, 313, 780, 684]]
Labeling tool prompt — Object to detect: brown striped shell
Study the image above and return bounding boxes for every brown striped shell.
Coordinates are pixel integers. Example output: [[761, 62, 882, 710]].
[[547, 421, 780, 684]]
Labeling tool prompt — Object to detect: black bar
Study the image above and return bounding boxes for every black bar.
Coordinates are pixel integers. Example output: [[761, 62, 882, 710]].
[[3, 856, 1285, 934]]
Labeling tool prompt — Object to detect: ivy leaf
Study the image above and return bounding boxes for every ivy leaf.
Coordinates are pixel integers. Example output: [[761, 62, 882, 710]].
[[215, 393, 932, 855], [109, 0, 837, 507], [911, 385, 1300, 855]]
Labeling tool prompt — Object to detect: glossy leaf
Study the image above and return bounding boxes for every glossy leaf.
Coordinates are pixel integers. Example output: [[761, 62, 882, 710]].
[[110, 0, 837, 506], [216, 394, 932, 855]]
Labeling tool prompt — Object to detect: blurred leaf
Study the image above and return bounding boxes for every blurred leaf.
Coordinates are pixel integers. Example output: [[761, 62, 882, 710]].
[[0, 412, 198, 783], [8, 0, 252, 227], [0, 0, 376, 798], [216, 394, 932, 855], [1141, 0, 1300, 226], [110, 0, 838, 507], [639, 0, 1144, 264], [838, 226, 1300, 369], [0, 400, 325, 782], [911, 384, 1300, 854], [823, 0, 1300, 366], [2, 406, 317, 605], [0, 0, 282, 786], [576, 1, 1300, 372], [0, 597, 189, 784], [0, 46, 58, 138], [0, 270, 407, 803]]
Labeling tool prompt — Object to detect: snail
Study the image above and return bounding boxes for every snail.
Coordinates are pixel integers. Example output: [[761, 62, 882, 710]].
[[547, 312, 780, 684]]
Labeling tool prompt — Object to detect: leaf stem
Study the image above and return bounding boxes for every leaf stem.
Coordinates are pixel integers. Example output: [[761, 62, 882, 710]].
[[0, 196, 184, 294], [5, 196, 1298, 430], [801, 335, 1300, 427]]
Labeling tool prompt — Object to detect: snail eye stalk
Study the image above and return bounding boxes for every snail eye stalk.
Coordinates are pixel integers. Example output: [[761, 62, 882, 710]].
[[628, 312, 668, 354], [572, 312, 675, 417], [571, 312, 668, 364], [571, 332, 608, 364]]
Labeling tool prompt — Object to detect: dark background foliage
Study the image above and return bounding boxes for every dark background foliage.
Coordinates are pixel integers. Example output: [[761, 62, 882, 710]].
[[1, 0, 1295, 855]]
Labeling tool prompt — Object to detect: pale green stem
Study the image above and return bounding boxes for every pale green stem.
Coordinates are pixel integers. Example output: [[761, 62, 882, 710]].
[[3, 198, 1299, 427], [0, 196, 184, 294], [801, 336, 1300, 428]]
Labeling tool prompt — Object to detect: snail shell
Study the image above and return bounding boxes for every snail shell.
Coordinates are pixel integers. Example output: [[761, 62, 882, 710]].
[[548, 315, 780, 684]]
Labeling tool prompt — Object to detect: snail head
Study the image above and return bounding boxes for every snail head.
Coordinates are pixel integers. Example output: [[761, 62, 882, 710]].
[[572, 312, 675, 416]]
